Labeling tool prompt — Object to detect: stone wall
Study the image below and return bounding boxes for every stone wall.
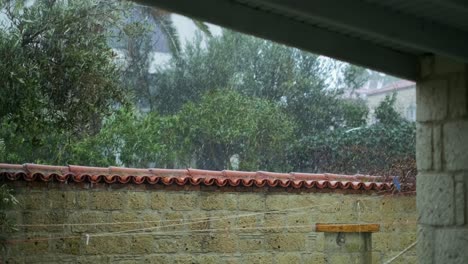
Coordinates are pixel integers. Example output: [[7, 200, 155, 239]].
[[416, 56, 468, 263], [2, 182, 416, 264]]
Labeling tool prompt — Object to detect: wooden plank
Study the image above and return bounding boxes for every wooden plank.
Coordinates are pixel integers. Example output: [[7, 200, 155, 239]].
[[315, 223, 380, 233]]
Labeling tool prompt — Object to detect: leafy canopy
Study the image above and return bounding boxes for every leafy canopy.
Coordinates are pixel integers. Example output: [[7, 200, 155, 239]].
[[176, 90, 295, 171], [0, 0, 127, 164]]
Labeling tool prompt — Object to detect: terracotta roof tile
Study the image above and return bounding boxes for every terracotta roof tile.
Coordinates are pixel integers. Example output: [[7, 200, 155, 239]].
[[0, 163, 405, 192]]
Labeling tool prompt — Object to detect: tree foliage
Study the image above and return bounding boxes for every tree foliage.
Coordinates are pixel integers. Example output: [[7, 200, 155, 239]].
[[176, 90, 295, 171], [291, 95, 416, 178], [375, 93, 404, 126], [0, 1, 415, 179], [154, 30, 368, 136], [0, 0, 126, 133], [0, 0, 127, 164], [67, 107, 178, 168]]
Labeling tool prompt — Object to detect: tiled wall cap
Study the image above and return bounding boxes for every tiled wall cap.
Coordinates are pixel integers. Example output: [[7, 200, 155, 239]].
[[0, 163, 405, 192]]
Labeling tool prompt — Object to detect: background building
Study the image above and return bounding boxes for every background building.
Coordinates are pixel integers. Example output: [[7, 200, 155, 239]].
[[357, 79, 416, 123]]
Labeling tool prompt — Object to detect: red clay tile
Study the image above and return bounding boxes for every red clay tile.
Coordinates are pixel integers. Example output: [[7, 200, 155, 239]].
[[0, 163, 403, 192], [223, 170, 257, 178]]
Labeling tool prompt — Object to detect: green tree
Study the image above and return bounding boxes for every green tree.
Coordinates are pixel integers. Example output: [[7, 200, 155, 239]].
[[176, 90, 296, 171], [290, 94, 416, 179], [113, 4, 212, 110], [67, 107, 178, 168], [0, 0, 127, 164], [154, 30, 368, 136], [375, 93, 404, 126]]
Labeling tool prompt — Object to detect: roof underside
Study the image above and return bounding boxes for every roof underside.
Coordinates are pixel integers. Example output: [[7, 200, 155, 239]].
[[137, 0, 468, 81]]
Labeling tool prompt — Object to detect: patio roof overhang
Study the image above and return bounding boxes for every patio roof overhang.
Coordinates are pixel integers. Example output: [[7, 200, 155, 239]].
[[137, 0, 468, 81]]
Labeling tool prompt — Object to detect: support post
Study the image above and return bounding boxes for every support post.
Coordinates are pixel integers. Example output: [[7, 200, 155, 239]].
[[315, 223, 379, 264]]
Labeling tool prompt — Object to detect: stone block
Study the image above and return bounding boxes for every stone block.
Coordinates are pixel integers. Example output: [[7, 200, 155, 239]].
[[416, 123, 433, 171], [50, 237, 80, 255], [444, 120, 468, 170], [417, 172, 455, 225], [154, 237, 184, 253], [275, 253, 301, 264], [111, 211, 143, 231], [204, 234, 238, 253], [448, 72, 468, 118], [109, 255, 145, 264], [143, 254, 172, 264], [238, 193, 265, 211], [336, 199, 359, 222], [302, 253, 326, 264], [262, 213, 286, 233], [286, 212, 311, 226], [161, 211, 185, 231], [371, 251, 383, 264], [186, 211, 209, 230], [200, 192, 237, 210], [238, 237, 265, 252], [75, 191, 90, 209], [22, 210, 67, 232], [417, 225, 435, 264], [69, 211, 111, 233], [399, 232, 417, 249], [316, 194, 341, 214], [209, 211, 236, 229], [288, 195, 315, 208], [236, 213, 258, 230], [373, 232, 391, 252], [359, 210, 383, 223], [265, 194, 289, 210], [83, 236, 131, 255], [266, 233, 305, 251], [126, 191, 149, 210], [47, 191, 69, 209], [433, 124, 443, 171], [2, 256, 23, 264], [16, 239, 49, 254], [150, 192, 169, 210], [397, 195, 417, 213], [169, 192, 199, 210], [182, 235, 203, 253], [172, 254, 194, 264], [130, 235, 156, 254], [17, 192, 46, 210], [416, 79, 448, 122], [192, 254, 219, 264], [224, 257, 242, 264], [326, 253, 363, 264], [401, 255, 418, 264], [90, 191, 125, 210], [220, 193, 238, 210], [23, 254, 61, 264], [454, 178, 466, 225], [435, 228, 468, 264], [305, 233, 323, 252], [76, 256, 109, 264], [242, 253, 274, 264], [140, 211, 163, 229]]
